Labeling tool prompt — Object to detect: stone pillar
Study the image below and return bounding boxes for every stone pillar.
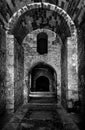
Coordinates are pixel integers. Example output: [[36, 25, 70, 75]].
[[22, 44, 28, 104], [67, 37, 78, 103], [29, 74, 31, 90], [6, 32, 14, 113], [23, 66, 28, 104], [28, 73, 31, 101]]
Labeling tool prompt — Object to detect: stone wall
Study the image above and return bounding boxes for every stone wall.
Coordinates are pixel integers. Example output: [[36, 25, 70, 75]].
[[0, 27, 6, 115], [61, 36, 78, 109], [78, 29, 85, 122], [14, 39, 24, 111], [6, 34, 24, 113], [61, 42, 67, 108], [23, 29, 61, 103], [78, 29, 85, 97]]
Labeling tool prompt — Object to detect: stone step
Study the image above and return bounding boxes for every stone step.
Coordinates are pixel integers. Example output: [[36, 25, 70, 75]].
[[29, 96, 57, 104], [28, 103, 57, 111], [29, 92, 57, 97]]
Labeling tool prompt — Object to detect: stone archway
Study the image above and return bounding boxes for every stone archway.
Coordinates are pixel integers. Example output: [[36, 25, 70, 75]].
[[28, 62, 57, 98], [6, 2, 78, 112], [7, 2, 76, 37], [32, 74, 51, 92]]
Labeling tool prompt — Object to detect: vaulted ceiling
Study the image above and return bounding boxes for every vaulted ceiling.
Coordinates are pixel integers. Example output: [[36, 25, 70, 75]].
[[0, 0, 85, 41], [0, 0, 85, 26], [13, 7, 71, 43]]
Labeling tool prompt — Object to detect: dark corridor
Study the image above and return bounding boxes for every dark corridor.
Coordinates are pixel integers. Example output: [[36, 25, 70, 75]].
[[36, 76, 49, 91]]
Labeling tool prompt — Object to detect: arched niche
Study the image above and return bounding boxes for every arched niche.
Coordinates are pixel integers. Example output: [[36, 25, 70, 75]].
[[29, 62, 57, 93], [37, 32, 48, 54]]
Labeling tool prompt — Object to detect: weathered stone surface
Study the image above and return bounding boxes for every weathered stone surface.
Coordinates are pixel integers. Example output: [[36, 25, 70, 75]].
[[8, 2, 77, 39], [14, 39, 24, 111], [0, 27, 6, 115], [5, 30, 78, 112], [78, 29, 85, 124], [5, 33, 24, 113], [2, 102, 79, 130], [61, 44, 67, 108], [23, 29, 61, 103], [6, 33, 14, 113], [67, 37, 78, 102]]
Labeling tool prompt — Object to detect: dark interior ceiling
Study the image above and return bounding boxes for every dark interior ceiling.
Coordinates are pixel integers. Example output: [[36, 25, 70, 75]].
[[13, 8, 71, 43], [0, 0, 84, 25], [0, 0, 85, 42], [30, 62, 56, 76]]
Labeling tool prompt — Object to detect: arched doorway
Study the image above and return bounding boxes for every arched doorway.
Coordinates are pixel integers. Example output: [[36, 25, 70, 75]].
[[36, 76, 49, 91], [29, 62, 57, 98]]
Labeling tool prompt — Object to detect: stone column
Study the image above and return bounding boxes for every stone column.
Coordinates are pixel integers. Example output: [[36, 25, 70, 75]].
[[22, 43, 29, 104], [67, 37, 78, 103], [23, 75, 28, 104], [5, 32, 14, 113], [29, 74, 31, 91], [23, 65, 28, 104]]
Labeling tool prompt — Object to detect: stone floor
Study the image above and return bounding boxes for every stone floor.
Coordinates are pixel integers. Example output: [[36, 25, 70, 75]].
[[0, 111, 14, 130], [2, 97, 80, 130], [18, 106, 62, 130]]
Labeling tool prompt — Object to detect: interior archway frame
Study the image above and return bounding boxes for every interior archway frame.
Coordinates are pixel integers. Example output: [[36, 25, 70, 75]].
[[5, 2, 78, 108], [28, 61, 57, 93], [7, 2, 77, 39]]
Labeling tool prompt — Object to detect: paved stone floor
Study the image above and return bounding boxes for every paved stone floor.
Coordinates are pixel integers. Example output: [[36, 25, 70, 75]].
[[18, 104, 63, 130], [2, 97, 80, 130]]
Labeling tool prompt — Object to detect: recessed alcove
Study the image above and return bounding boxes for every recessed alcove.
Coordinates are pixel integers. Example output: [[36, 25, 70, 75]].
[[29, 63, 57, 94], [37, 32, 48, 55]]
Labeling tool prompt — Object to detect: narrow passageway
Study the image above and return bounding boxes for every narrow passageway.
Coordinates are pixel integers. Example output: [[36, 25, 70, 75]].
[[1, 1, 85, 130]]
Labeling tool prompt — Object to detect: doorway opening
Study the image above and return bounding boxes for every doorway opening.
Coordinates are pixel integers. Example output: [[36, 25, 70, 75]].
[[29, 62, 57, 98], [36, 76, 49, 92]]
